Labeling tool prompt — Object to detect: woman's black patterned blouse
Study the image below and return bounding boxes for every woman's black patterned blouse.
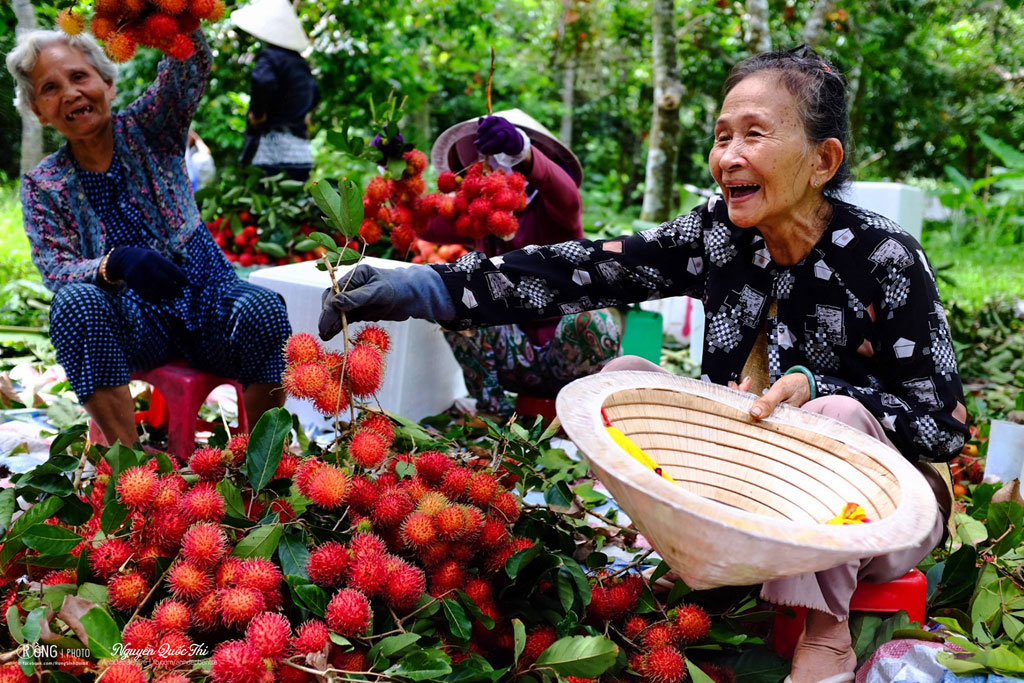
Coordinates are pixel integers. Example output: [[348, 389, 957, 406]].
[[430, 196, 969, 463]]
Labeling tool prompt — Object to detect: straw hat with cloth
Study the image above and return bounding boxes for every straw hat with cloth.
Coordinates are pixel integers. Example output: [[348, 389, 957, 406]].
[[230, 0, 310, 53], [431, 108, 583, 187]]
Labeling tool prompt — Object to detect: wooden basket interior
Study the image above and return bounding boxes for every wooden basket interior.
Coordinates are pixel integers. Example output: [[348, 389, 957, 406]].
[[602, 388, 902, 523]]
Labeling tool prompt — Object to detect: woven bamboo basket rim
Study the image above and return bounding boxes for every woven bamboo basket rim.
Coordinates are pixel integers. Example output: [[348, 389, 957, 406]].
[[555, 371, 938, 563]]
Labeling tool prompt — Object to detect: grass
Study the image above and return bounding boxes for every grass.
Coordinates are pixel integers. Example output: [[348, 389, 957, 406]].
[[922, 227, 1024, 306], [0, 183, 36, 283]]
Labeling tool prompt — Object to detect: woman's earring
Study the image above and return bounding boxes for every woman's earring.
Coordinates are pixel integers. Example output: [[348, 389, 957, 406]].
[[813, 180, 821, 187]]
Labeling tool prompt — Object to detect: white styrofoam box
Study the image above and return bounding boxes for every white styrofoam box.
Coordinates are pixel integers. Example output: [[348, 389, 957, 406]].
[[638, 296, 706, 366], [984, 419, 1024, 483], [841, 181, 925, 241], [248, 257, 468, 432]]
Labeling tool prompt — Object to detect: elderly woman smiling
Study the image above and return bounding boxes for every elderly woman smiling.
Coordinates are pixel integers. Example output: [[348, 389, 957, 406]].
[[321, 46, 968, 682], [7, 28, 291, 449]]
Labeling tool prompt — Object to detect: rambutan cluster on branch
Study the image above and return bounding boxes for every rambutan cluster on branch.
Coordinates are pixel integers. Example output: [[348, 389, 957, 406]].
[[56, 0, 225, 63], [359, 150, 430, 253], [419, 161, 529, 241]]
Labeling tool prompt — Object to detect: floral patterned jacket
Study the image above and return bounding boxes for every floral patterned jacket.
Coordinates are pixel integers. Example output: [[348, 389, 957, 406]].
[[20, 31, 212, 293], [431, 196, 969, 462]]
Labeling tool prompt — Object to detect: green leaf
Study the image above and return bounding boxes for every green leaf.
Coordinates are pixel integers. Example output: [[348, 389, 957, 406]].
[[232, 521, 283, 559], [443, 598, 472, 640], [307, 231, 338, 251], [0, 488, 16, 536], [256, 241, 287, 258], [22, 607, 47, 644], [21, 524, 83, 555], [557, 569, 575, 613], [729, 649, 790, 683], [979, 132, 1024, 170], [80, 607, 121, 659], [534, 635, 618, 678], [6, 605, 24, 644], [277, 531, 311, 580], [1, 495, 64, 565], [505, 543, 541, 579], [543, 481, 574, 511], [55, 494, 93, 527], [100, 499, 128, 535], [293, 238, 319, 252], [245, 407, 290, 492], [368, 632, 421, 661], [77, 583, 109, 605], [153, 451, 175, 474], [49, 425, 88, 457], [687, 659, 717, 683], [384, 648, 453, 681], [285, 576, 329, 616], [512, 618, 526, 665]]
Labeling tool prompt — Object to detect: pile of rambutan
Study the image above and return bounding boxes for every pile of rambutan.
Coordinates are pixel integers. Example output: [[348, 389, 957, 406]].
[[56, 0, 225, 63], [419, 161, 529, 241], [359, 149, 430, 252], [281, 328, 390, 417]]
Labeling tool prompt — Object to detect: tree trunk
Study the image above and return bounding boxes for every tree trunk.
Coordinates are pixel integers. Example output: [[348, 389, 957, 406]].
[[559, 54, 575, 148], [640, 0, 684, 223], [744, 0, 772, 53], [13, 0, 43, 175], [802, 0, 836, 47]]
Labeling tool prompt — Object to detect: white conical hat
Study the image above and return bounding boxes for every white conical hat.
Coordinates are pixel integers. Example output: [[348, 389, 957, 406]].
[[431, 108, 583, 186], [231, 0, 310, 53]]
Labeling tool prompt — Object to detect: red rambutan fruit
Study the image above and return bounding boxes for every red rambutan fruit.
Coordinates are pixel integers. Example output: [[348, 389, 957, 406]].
[[121, 618, 157, 652], [181, 521, 228, 569], [403, 149, 428, 176], [182, 482, 226, 522], [218, 586, 266, 629], [506, 172, 527, 193], [188, 0, 218, 19], [284, 361, 330, 399], [345, 344, 385, 397], [490, 490, 521, 523], [41, 569, 76, 585], [225, 433, 250, 466], [417, 541, 451, 568], [178, 13, 201, 33], [365, 176, 392, 204], [153, 629, 192, 669], [643, 622, 679, 650], [520, 625, 557, 665], [354, 324, 392, 354], [237, 557, 283, 604], [702, 663, 736, 683], [304, 464, 349, 508], [292, 618, 330, 655], [104, 31, 138, 63], [245, 611, 291, 661], [414, 451, 454, 484], [96, 660, 147, 683], [93, 0, 121, 17], [314, 377, 350, 416], [674, 603, 711, 643], [416, 491, 450, 516], [166, 560, 212, 600], [440, 466, 472, 500], [273, 453, 300, 480], [155, 675, 191, 683], [468, 198, 492, 220], [456, 504, 485, 541], [193, 591, 220, 631], [488, 210, 518, 237], [437, 171, 459, 194], [641, 647, 686, 683], [210, 640, 267, 683], [401, 512, 436, 548], [151, 0, 187, 13], [370, 486, 414, 528], [348, 429, 389, 468], [108, 570, 149, 611], [216, 556, 244, 587], [90, 16, 118, 41], [348, 531, 388, 559], [142, 12, 178, 41], [358, 219, 382, 244], [429, 560, 466, 597], [346, 552, 388, 597], [285, 332, 322, 366], [307, 541, 349, 587], [57, 651, 90, 676], [190, 446, 226, 481], [384, 558, 426, 610], [326, 588, 372, 636], [347, 476, 379, 512], [491, 188, 519, 212], [164, 33, 194, 60], [56, 9, 85, 35], [478, 518, 509, 548], [117, 465, 158, 509], [466, 472, 499, 507], [624, 615, 648, 641], [90, 537, 132, 577], [152, 598, 191, 631]]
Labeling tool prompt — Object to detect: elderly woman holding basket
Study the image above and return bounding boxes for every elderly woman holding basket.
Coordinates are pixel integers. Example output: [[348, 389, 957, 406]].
[[7, 27, 291, 450], [321, 46, 968, 682]]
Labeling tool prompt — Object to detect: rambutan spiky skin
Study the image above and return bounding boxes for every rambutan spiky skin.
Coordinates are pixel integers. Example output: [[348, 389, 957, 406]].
[[90, 538, 133, 577], [90, 16, 118, 41], [142, 12, 178, 40], [354, 325, 391, 353], [400, 512, 436, 548], [193, 591, 220, 631], [225, 433, 249, 465], [117, 465, 158, 509], [370, 486, 414, 528], [182, 482, 226, 522], [190, 446, 226, 481], [643, 622, 679, 650], [273, 454, 300, 481], [314, 377, 350, 416], [326, 589, 373, 636], [164, 33, 194, 60], [284, 361, 330, 399], [152, 598, 191, 631], [181, 522, 228, 569], [433, 505, 465, 540], [414, 451, 454, 484], [155, 675, 191, 683], [284, 332, 322, 365], [188, 0, 219, 19], [108, 570, 149, 611], [478, 518, 509, 548], [93, 0, 121, 17], [641, 647, 687, 683], [384, 559, 426, 611], [702, 663, 736, 683], [237, 558, 284, 605], [674, 603, 711, 643], [210, 640, 268, 683], [153, 629, 192, 669], [218, 586, 267, 629], [345, 344, 385, 397], [303, 464, 349, 508], [104, 32, 138, 63], [121, 618, 157, 652], [346, 552, 388, 597], [456, 504, 485, 541], [56, 9, 85, 35], [429, 560, 466, 597], [490, 490, 521, 523], [245, 611, 291, 661], [466, 472, 499, 507], [216, 556, 245, 587], [151, 0, 187, 13], [624, 615, 648, 641], [463, 577, 493, 607], [520, 625, 557, 665], [97, 659, 147, 683], [348, 429, 388, 468], [347, 476, 379, 512], [306, 542, 349, 588], [292, 618, 330, 655], [365, 176, 392, 204], [440, 466, 472, 500]]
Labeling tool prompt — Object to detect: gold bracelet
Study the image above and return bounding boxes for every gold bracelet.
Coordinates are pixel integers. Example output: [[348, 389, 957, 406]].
[[99, 250, 123, 286]]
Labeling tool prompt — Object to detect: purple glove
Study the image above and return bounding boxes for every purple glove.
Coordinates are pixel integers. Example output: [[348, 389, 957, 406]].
[[474, 116, 524, 156], [106, 247, 188, 302]]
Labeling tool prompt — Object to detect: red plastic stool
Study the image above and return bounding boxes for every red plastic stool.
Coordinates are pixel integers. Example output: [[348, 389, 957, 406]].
[[514, 395, 558, 423], [771, 568, 928, 659], [89, 363, 249, 464]]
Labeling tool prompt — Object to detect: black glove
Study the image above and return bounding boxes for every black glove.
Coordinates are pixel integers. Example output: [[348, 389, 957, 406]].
[[474, 116, 525, 156], [105, 247, 189, 302], [318, 264, 456, 341]]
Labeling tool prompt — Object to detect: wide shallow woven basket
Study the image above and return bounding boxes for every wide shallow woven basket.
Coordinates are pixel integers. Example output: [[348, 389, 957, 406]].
[[555, 371, 938, 589]]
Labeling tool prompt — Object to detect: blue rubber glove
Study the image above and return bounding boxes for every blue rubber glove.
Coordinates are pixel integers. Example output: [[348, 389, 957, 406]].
[[474, 116, 525, 156], [105, 247, 189, 302], [318, 264, 456, 341]]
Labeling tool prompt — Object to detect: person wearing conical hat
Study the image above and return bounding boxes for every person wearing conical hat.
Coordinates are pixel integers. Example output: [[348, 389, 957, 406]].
[[420, 111, 620, 416], [231, 0, 319, 181]]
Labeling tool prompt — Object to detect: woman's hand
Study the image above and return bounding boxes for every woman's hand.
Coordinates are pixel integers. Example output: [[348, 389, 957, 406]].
[[749, 373, 812, 420]]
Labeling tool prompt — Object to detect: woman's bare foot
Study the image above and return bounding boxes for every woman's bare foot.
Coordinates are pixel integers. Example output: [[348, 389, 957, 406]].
[[788, 609, 857, 683]]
